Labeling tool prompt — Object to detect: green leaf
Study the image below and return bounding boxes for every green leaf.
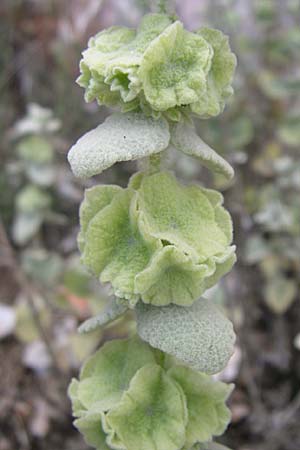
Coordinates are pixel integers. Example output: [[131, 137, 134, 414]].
[[78, 298, 128, 334], [278, 115, 300, 148], [68, 112, 170, 178], [139, 21, 212, 111], [77, 337, 156, 412], [106, 364, 187, 450], [17, 135, 54, 164], [16, 185, 52, 213], [169, 366, 233, 447], [12, 212, 43, 245], [171, 121, 234, 180], [263, 276, 297, 314], [136, 298, 235, 374]]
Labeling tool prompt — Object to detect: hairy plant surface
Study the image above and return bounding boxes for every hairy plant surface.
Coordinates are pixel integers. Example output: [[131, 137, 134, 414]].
[[67, 4, 237, 450]]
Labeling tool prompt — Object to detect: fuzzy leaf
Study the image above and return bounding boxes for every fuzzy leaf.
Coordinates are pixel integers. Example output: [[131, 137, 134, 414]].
[[139, 21, 212, 111], [12, 212, 43, 245], [263, 276, 297, 314], [106, 364, 187, 450], [171, 121, 234, 180], [78, 298, 128, 334], [68, 112, 170, 178], [77, 337, 156, 412], [136, 298, 236, 374], [169, 366, 233, 447]]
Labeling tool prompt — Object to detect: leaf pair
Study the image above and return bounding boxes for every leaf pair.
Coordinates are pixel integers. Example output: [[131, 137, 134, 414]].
[[68, 111, 234, 180]]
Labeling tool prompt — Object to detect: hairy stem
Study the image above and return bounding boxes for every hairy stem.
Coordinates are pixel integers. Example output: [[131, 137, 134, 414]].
[[155, 0, 175, 14], [138, 151, 165, 173]]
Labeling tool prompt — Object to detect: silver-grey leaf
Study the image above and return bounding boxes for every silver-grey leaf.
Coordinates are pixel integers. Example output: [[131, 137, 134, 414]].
[[136, 298, 235, 375], [78, 298, 128, 334], [68, 112, 170, 178], [171, 121, 234, 180]]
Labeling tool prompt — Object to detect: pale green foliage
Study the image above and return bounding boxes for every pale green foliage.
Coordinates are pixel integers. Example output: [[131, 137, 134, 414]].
[[68, 112, 234, 180], [17, 135, 53, 164], [68, 112, 170, 178], [79, 172, 235, 306], [136, 298, 235, 374], [78, 297, 128, 334], [16, 185, 52, 213], [171, 121, 234, 180], [77, 13, 236, 120], [68, 336, 232, 450]]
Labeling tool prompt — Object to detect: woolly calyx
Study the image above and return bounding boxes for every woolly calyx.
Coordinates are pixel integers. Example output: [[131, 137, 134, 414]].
[[168, 366, 233, 448], [79, 188, 160, 305], [79, 172, 236, 306], [72, 336, 157, 413], [136, 298, 236, 375], [139, 21, 212, 111], [68, 336, 233, 450], [192, 28, 237, 118], [68, 112, 170, 178], [77, 14, 236, 120], [106, 364, 187, 450]]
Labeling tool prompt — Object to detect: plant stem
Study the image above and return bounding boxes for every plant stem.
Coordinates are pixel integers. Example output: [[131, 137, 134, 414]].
[[149, 153, 163, 172], [155, 0, 175, 14]]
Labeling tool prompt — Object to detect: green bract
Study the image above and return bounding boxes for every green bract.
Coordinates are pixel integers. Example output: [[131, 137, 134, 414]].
[[68, 336, 232, 450], [77, 13, 236, 120], [79, 171, 235, 306]]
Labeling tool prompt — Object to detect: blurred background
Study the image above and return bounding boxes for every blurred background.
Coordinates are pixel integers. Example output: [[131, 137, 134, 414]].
[[0, 1, 300, 449]]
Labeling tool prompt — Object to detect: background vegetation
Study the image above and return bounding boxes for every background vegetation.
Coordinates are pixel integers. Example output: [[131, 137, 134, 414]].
[[0, 1, 300, 449]]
